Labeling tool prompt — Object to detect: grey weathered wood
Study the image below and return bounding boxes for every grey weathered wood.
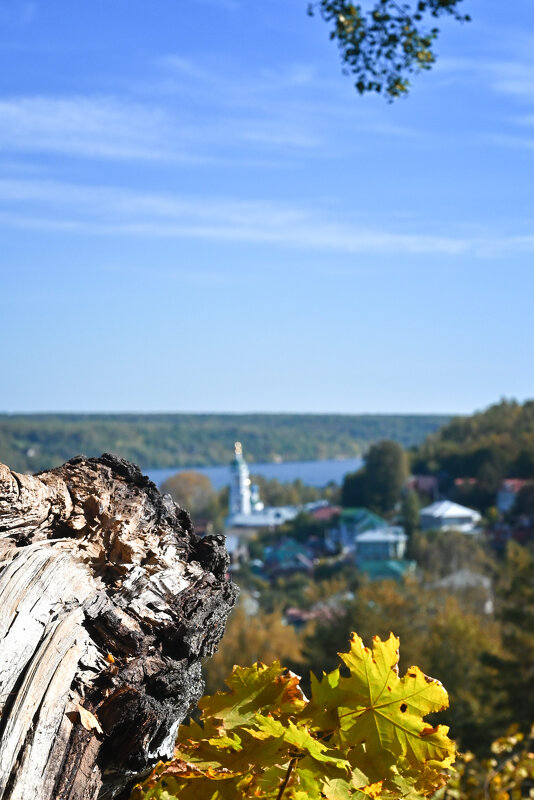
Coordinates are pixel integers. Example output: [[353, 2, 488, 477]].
[[0, 454, 238, 800]]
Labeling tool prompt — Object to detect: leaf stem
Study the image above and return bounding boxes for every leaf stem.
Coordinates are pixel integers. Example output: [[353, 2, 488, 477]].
[[276, 757, 297, 800]]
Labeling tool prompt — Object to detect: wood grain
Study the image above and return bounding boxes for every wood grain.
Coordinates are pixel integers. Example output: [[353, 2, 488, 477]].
[[0, 454, 238, 800]]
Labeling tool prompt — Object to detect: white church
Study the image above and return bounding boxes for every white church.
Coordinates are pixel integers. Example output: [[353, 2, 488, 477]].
[[225, 442, 302, 530]]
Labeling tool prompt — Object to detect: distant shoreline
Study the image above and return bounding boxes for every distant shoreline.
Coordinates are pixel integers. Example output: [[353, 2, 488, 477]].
[[147, 456, 365, 491], [0, 412, 451, 475]]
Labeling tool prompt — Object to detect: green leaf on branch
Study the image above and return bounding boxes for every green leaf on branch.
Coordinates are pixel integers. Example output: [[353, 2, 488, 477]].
[[309, 0, 471, 98], [198, 661, 307, 730], [131, 634, 455, 800], [336, 632, 454, 766]]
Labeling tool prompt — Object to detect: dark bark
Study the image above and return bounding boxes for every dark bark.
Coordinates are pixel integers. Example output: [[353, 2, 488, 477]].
[[0, 454, 238, 800]]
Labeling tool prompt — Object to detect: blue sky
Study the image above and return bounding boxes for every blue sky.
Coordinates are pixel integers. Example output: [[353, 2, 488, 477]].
[[1, 0, 533, 414]]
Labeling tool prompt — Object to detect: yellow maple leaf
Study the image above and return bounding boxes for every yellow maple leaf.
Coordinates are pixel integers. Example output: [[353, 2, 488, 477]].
[[336, 633, 455, 774]]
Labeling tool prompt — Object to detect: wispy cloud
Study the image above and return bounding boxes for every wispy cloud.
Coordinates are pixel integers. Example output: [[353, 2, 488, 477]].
[[0, 176, 532, 258], [150, 55, 420, 143], [485, 132, 534, 151], [154, 56, 317, 97], [437, 56, 534, 102], [0, 48, 420, 166], [0, 90, 327, 164], [0, 96, 178, 161], [488, 62, 534, 102], [434, 54, 534, 153]]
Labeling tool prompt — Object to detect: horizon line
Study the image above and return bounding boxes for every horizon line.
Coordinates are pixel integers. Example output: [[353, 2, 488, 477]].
[[0, 408, 474, 417]]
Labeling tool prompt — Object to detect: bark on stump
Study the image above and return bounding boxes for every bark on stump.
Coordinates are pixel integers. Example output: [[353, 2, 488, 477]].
[[0, 454, 238, 800]]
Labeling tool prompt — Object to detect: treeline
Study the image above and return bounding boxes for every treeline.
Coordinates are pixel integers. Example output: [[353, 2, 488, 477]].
[[0, 412, 450, 473], [411, 399, 534, 509]]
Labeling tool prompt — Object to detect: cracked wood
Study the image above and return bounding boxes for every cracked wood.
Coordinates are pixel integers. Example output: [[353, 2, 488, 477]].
[[0, 453, 238, 800]]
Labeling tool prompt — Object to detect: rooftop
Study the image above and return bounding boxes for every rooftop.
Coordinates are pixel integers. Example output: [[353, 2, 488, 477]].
[[355, 527, 407, 543], [420, 500, 481, 520]]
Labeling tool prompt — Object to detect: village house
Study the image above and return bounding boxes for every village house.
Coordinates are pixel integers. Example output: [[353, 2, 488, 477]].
[[353, 527, 407, 561], [327, 507, 389, 551], [419, 500, 481, 533]]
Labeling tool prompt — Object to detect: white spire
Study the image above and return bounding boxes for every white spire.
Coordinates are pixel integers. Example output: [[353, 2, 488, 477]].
[[229, 441, 251, 516]]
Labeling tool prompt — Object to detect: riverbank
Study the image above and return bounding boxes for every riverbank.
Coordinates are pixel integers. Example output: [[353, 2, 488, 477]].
[[146, 456, 364, 491]]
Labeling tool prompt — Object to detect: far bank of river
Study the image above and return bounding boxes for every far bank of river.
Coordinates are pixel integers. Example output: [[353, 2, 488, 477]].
[[146, 457, 364, 492]]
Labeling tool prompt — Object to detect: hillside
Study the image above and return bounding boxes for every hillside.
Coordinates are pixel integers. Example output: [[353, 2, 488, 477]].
[[411, 399, 534, 506], [0, 413, 451, 473]]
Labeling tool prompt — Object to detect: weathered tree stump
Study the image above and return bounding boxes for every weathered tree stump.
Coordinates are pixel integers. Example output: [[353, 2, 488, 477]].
[[0, 454, 238, 800]]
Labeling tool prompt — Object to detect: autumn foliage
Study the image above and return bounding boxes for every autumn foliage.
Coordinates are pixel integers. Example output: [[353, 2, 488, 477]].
[[131, 633, 455, 800]]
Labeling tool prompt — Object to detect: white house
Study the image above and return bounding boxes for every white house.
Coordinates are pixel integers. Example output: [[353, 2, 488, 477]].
[[354, 528, 407, 561], [419, 500, 481, 533], [327, 508, 388, 551]]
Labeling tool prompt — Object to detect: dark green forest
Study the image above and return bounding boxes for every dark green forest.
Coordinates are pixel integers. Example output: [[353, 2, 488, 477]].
[[411, 399, 534, 510], [0, 413, 451, 473]]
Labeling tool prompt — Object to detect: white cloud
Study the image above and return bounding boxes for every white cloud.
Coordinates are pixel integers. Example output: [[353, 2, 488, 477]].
[[489, 62, 534, 102], [0, 49, 421, 165], [486, 132, 534, 151], [0, 96, 176, 160], [0, 91, 326, 163], [0, 176, 532, 258], [437, 56, 534, 102]]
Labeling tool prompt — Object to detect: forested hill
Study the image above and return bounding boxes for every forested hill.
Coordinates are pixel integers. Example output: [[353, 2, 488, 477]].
[[411, 400, 534, 503], [0, 413, 451, 474]]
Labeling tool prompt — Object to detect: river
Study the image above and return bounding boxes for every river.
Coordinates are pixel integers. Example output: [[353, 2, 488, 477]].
[[146, 457, 364, 491]]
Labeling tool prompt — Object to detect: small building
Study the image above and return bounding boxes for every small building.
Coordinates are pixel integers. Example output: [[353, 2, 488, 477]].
[[419, 500, 481, 533], [406, 475, 439, 499], [354, 527, 407, 562], [328, 507, 389, 551], [309, 504, 342, 523], [263, 537, 314, 575], [227, 507, 298, 529]]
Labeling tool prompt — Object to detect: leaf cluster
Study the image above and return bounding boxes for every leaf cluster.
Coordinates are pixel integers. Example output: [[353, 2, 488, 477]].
[[308, 0, 470, 98], [131, 633, 455, 799], [304, 576, 503, 753], [442, 725, 534, 800]]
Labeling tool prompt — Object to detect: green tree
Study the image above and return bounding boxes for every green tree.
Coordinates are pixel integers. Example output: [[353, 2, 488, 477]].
[[490, 543, 534, 733], [161, 470, 218, 519], [365, 440, 408, 511], [310, 0, 470, 98], [512, 446, 534, 478], [411, 399, 534, 511], [512, 484, 534, 517], [342, 439, 408, 514], [250, 476, 323, 507], [409, 528, 494, 580], [401, 489, 420, 554], [341, 467, 367, 507]]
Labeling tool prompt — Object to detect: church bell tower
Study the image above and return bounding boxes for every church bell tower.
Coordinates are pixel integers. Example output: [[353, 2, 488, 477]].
[[229, 441, 251, 517]]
